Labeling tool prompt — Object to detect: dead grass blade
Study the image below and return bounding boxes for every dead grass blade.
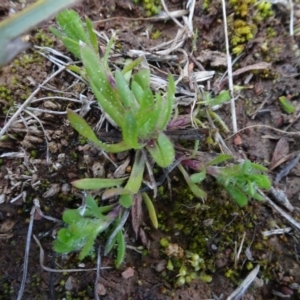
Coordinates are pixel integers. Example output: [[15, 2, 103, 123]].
[[227, 265, 260, 300], [17, 199, 40, 300]]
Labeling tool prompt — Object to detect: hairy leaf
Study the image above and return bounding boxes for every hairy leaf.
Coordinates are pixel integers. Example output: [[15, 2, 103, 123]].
[[72, 177, 125, 190], [142, 193, 158, 229], [146, 132, 175, 168]]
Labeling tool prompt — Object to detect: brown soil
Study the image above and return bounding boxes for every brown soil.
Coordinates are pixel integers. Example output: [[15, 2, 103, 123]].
[[1, 0, 300, 299]]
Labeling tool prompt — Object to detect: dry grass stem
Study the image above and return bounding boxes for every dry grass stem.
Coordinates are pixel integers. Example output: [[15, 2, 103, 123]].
[[221, 0, 237, 133]]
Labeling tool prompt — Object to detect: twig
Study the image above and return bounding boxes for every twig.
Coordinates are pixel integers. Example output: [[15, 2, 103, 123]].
[[160, 0, 184, 28], [17, 199, 40, 300], [221, 0, 237, 133], [226, 124, 300, 139], [227, 265, 260, 300], [234, 232, 246, 269], [260, 190, 300, 231]]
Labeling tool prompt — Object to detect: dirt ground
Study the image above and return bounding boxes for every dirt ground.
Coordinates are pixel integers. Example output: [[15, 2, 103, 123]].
[[1, 0, 300, 299]]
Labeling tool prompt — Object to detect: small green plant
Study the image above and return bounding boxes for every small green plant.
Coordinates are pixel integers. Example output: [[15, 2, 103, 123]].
[[54, 194, 120, 260], [184, 156, 271, 206], [51, 10, 271, 270], [51, 9, 175, 266]]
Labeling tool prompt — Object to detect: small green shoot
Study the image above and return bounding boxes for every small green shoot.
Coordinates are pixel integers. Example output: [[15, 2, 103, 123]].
[[206, 159, 271, 206], [54, 195, 118, 260], [278, 96, 296, 114]]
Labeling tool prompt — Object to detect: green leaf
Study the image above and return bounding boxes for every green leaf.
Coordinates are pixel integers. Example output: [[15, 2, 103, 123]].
[[105, 220, 120, 254], [242, 160, 253, 175], [124, 150, 145, 193], [79, 230, 98, 260], [115, 70, 137, 111], [178, 164, 207, 200], [251, 174, 271, 189], [122, 57, 143, 75], [119, 194, 133, 208], [202, 90, 231, 107], [251, 191, 265, 201], [131, 80, 144, 105], [156, 74, 175, 131], [190, 170, 206, 184], [115, 230, 126, 269], [279, 96, 296, 114], [56, 9, 87, 43], [142, 193, 158, 229], [225, 184, 248, 206], [146, 132, 175, 168], [72, 177, 126, 190], [85, 17, 98, 54], [250, 162, 268, 172], [122, 111, 139, 149], [132, 68, 150, 91], [207, 154, 232, 166], [59, 35, 81, 58], [67, 110, 130, 153], [79, 42, 124, 126], [102, 35, 115, 68], [62, 209, 82, 224]]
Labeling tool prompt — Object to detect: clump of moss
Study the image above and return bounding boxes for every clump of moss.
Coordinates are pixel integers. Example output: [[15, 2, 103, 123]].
[[133, 0, 161, 16], [228, 0, 274, 54]]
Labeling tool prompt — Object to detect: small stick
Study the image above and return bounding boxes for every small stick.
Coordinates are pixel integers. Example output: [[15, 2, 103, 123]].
[[221, 0, 237, 133]]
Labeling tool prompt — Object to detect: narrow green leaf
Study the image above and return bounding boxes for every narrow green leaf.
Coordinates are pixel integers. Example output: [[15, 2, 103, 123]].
[[56, 9, 86, 42], [67, 110, 130, 153], [178, 164, 207, 200], [119, 194, 133, 208], [79, 231, 98, 260], [190, 170, 206, 184], [85, 195, 104, 219], [132, 69, 150, 90], [121, 57, 143, 75], [124, 150, 145, 193], [251, 191, 265, 201], [142, 193, 158, 229], [204, 90, 231, 107], [79, 41, 124, 125], [85, 17, 98, 54], [225, 184, 248, 206], [105, 220, 120, 254], [250, 163, 268, 172], [67, 109, 100, 143], [242, 160, 253, 174], [115, 230, 126, 269], [90, 81, 124, 128], [115, 70, 138, 111], [156, 74, 175, 131], [60, 36, 81, 58], [122, 111, 139, 149], [146, 132, 175, 168], [279, 96, 296, 114], [207, 154, 232, 166], [131, 81, 144, 105], [251, 174, 271, 189], [102, 35, 115, 67], [72, 178, 126, 190]]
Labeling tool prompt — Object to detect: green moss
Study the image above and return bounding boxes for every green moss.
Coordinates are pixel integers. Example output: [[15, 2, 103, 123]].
[[133, 0, 161, 16], [228, 0, 274, 55]]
